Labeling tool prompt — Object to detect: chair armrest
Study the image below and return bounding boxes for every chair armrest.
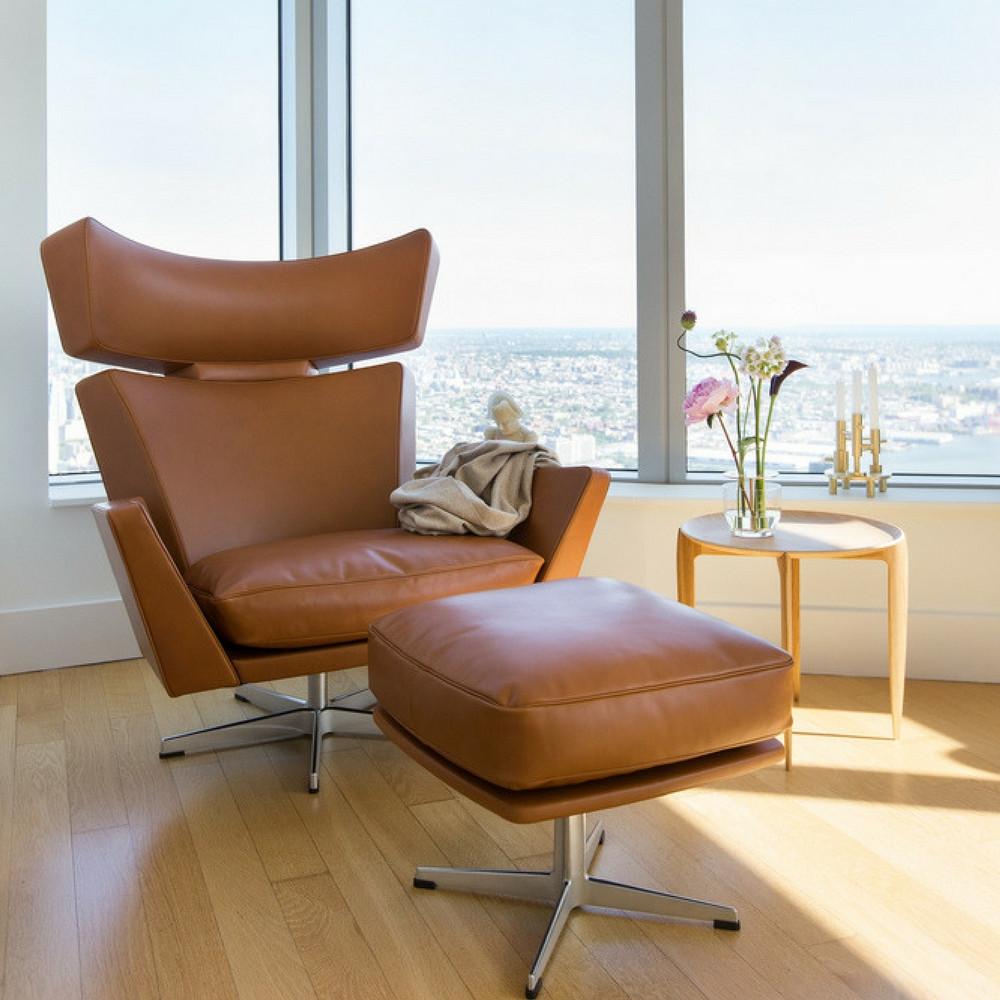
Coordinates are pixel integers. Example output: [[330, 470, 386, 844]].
[[508, 466, 611, 581], [93, 499, 239, 697]]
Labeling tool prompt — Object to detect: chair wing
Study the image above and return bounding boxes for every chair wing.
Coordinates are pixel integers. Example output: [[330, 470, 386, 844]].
[[509, 466, 611, 581], [93, 499, 239, 696]]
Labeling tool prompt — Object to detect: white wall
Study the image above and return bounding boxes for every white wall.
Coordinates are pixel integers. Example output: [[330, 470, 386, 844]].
[[583, 486, 1000, 684], [1, 0, 997, 683], [0, 0, 137, 675]]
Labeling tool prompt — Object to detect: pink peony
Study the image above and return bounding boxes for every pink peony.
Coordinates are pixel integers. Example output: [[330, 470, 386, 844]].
[[683, 377, 739, 425]]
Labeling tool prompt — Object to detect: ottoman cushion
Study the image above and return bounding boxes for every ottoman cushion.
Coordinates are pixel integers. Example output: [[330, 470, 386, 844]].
[[368, 577, 793, 791]]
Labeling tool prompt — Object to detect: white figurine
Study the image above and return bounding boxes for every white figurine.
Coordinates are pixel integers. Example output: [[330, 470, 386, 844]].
[[484, 391, 537, 443]]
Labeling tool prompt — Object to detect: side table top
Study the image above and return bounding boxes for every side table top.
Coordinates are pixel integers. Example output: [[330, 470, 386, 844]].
[[679, 510, 904, 557]]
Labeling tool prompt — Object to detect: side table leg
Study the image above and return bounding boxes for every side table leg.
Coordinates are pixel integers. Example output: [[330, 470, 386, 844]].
[[885, 541, 908, 739], [784, 727, 793, 771], [778, 554, 802, 702], [676, 533, 698, 607]]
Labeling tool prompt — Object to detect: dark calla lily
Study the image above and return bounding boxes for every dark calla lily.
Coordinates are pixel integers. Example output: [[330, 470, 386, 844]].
[[770, 360, 808, 397]]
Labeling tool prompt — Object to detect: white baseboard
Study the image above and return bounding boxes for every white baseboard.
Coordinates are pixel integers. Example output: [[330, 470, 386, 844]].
[[0, 598, 140, 675], [1, 595, 997, 684], [701, 602, 1000, 684]]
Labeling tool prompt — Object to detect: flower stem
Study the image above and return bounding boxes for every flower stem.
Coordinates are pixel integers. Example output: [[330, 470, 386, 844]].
[[760, 390, 777, 473], [726, 355, 744, 463], [717, 418, 754, 512], [753, 379, 766, 528]]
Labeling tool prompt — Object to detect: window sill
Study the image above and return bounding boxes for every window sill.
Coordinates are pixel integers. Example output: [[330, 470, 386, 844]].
[[608, 480, 1000, 505], [50, 476, 999, 510], [49, 481, 106, 508]]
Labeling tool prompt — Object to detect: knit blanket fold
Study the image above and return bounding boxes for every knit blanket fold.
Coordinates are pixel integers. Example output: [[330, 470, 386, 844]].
[[391, 439, 560, 536]]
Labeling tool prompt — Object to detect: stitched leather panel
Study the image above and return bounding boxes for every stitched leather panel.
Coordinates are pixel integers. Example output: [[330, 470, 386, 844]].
[[77, 364, 413, 569], [187, 528, 543, 649], [369, 577, 793, 790], [42, 218, 438, 371]]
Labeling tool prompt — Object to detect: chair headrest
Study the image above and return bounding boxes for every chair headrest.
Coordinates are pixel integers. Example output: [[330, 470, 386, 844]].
[[41, 217, 438, 375]]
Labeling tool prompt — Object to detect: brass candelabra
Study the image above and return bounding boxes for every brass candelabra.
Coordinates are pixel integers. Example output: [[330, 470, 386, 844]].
[[826, 414, 890, 497]]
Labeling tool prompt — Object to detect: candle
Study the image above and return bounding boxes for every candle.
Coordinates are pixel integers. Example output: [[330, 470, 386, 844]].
[[852, 370, 862, 414], [836, 379, 845, 421], [868, 365, 879, 429]]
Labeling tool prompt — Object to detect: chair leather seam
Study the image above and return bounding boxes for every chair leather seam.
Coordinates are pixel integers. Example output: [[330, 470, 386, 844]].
[[392, 724, 792, 792], [503, 730, 794, 789], [228, 627, 370, 648], [369, 627, 792, 708], [186, 552, 543, 602], [375, 708, 791, 791]]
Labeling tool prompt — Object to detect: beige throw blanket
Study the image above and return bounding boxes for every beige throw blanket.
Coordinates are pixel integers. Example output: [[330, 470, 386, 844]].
[[391, 439, 560, 536]]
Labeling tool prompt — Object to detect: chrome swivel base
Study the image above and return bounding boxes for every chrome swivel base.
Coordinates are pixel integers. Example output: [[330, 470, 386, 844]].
[[158, 673, 381, 792], [413, 813, 739, 999]]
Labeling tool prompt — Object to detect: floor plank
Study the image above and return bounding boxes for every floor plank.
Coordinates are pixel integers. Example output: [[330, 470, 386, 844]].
[[0, 705, 17, 991], [4, 740, 81, 999], [327, 747, 537, 1000], [139, 662, 204, 740], [362, 738, 455, 807], [274, 873, 397, 1000], [219, 748, 327, 883], [61, 665, 128, 833], [73, 825, 159, 1000], [101, 659, 153, 719], [15, 669, 64, 745], [609, 805, 863, 1000], [171, 759, 317, 1000], [111, 713, 239, 1000], [676, 771, 1000, 999], [267, 741, 473, 1000], [0, 675, 16, 707]]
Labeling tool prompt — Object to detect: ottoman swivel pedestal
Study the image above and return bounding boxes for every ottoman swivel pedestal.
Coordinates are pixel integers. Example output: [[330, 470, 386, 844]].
[[369, 578, 793, 998]]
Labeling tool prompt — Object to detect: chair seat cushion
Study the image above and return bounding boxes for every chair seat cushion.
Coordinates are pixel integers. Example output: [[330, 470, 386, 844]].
[[368, 577, 793, 790], [186, 528, 543, 649]]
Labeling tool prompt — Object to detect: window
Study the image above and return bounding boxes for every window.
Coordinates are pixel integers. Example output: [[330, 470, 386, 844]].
[[46, 0, 999, 486], [47, 0, 280, 477], [684, 0, 1000, 478], [350, 0, 637, 467]]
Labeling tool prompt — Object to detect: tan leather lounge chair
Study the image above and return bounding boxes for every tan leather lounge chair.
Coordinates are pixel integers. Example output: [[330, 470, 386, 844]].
[[41, 219, 610, 791]]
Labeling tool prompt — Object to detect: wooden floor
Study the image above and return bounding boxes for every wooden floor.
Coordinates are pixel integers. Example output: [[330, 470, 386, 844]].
[[0, 663, 998, 1000]]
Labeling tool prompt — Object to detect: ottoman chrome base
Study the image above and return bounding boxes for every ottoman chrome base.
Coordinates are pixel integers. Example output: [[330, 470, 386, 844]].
[[413, 812, 739, 999]]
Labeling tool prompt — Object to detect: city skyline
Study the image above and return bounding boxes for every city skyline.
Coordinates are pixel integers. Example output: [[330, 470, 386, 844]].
[[50, 323, 1000, 479]]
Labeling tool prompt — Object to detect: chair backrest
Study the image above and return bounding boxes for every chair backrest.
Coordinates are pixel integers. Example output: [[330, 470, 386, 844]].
[[43, 219, 438, 569]]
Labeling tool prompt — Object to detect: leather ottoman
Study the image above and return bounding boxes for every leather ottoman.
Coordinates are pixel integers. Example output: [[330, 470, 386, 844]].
[[368, 577, 793, 999]]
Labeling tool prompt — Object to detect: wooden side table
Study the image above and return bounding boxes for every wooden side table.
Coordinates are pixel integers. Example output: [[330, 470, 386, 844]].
[[676, 511, 908, 763]]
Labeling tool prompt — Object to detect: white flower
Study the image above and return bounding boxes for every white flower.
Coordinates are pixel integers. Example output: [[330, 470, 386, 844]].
[[713, 330, 739, 354], [740, 336, 786, 379]]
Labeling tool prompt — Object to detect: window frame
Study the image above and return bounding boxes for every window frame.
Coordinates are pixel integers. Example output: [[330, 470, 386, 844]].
[[47, 0, 1000, 492], [46, 0, 287, 483]]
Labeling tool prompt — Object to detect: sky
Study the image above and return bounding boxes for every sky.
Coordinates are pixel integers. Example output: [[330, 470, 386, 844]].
[[685, 0, 1000, 329], [47, 0, 280, 259], [48, 0, 1000, 331]]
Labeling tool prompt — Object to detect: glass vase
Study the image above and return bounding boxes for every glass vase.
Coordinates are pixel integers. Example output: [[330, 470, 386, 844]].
[[722, 472, 781, 538]]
